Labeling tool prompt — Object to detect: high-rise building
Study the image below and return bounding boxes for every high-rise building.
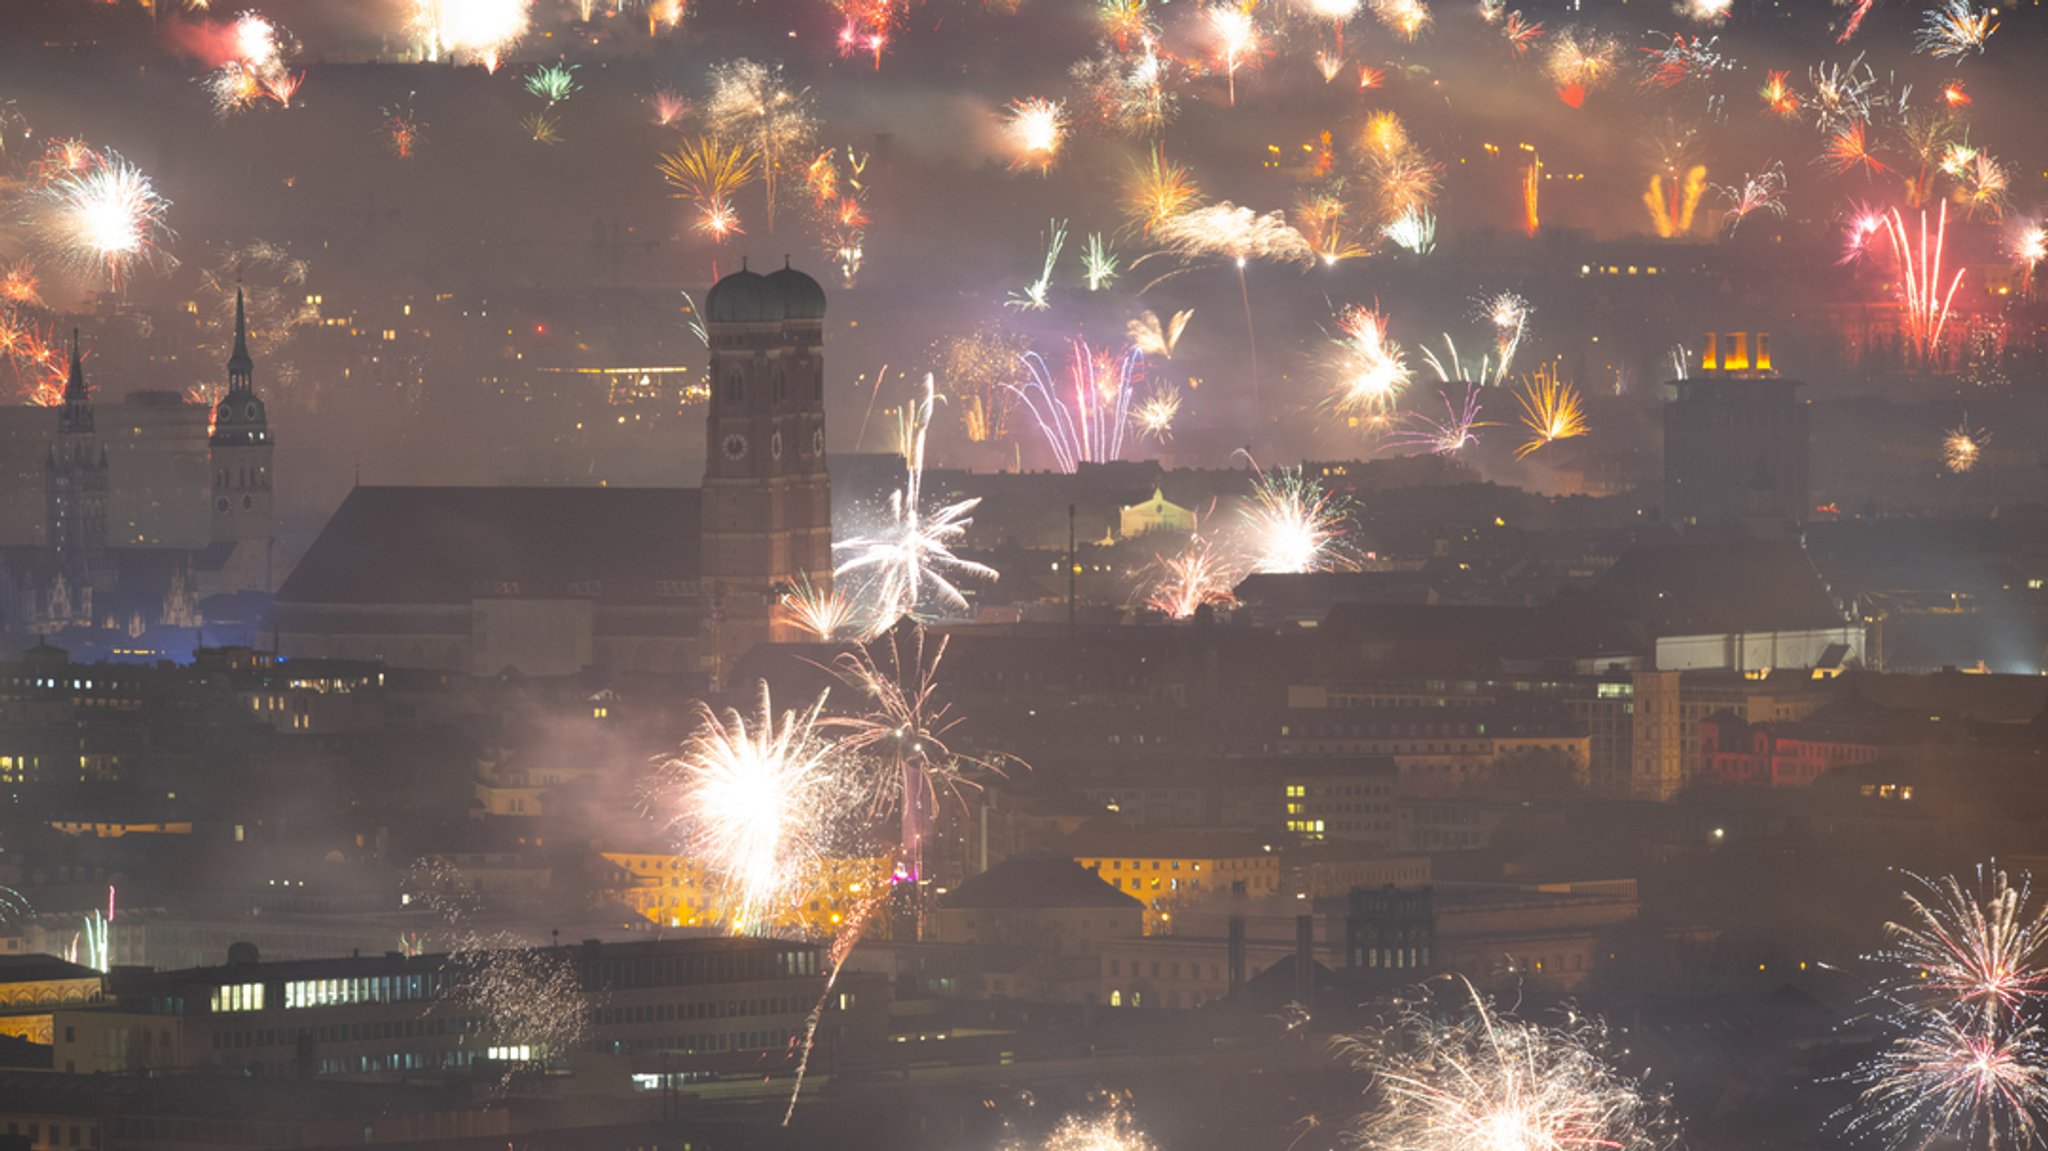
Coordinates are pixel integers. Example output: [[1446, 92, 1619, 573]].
[[105, 391, 210, 548], [1662, 331, 1809, 530], [699, 261, 833, 656]]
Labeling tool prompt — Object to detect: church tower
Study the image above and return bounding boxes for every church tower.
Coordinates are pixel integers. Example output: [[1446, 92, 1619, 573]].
[[45, 330, 110, 591], [209, 289, 277, 589], [699, 261, 833, 665]]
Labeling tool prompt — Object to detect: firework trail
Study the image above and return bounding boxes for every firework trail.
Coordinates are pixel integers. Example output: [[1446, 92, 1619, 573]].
[[1143, 203, 1311, 399], [1085, 233, 1121, 291], [1010, 342, 1143, 472], [1420, 335, 1493, 387], [1836, 0, 1877, 42], [835, 375, 999, 626], [1388, 384, 1491, 456], [1344, 979, 1680, 1151], [1883, 204, 1966, 370], [1821, 123, 1888, 178], [1482, 292, 1530, 384], [1007, 219, 1067, 311], [1206, 4, 1260, 106]]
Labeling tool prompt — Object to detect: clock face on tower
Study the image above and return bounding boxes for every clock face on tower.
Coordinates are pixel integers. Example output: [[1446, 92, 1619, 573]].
[[722, 433, 749, 461], [812, 428, 825, 457], [771, 430, 784, 460]]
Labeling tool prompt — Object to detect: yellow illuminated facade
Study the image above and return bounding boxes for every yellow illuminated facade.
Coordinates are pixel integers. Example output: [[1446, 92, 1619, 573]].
[[601, 851, 892, 935], [1074, 845, 1278, 933]]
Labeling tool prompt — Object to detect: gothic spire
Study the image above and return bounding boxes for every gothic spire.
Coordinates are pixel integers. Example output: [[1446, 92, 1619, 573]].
[[227, 287, 254, 392], [65, 328, 84, 399]]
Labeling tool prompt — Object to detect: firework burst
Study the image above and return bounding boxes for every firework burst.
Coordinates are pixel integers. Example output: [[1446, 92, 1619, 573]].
[[1005, 97, 1068, 173], [1239, 461, 1358, 574], [1514, 367, 1587, 460], [1134, 381, 1182, 440], [1344, 980, 1680, 1151], [1329, 304, 1410, 415], [26, 146, 176, 292], [653, 684, 853, 935], [1125, 151, 1203, 237], [1760, 70, 1799, 117], [417, 0, 531, 70], [704, 60, 815, 233], [836, 375, 999, 624], [1206, 4, 1260, 106], [1144, 530, 1239, 619], [1713, 163, 1789, 233], [659, 136, 759, 240], [523, 63, 580, 106], [1882, 866, 2048, 1023], [1370, 0, 1431, 40], [1546, 27, 1621, 107], [1128, 308, 1193, 358], [1918, 0, 1998, 60]]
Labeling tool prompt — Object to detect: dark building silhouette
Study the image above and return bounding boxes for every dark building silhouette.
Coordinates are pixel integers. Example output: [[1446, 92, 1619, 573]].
[[1662, 332, 1809, 530], [277, 264, 834, 678], [43, 332, 111, 598]]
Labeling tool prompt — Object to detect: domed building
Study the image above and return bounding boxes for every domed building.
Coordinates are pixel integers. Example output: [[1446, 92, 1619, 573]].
[[275, 262, 833, 680]]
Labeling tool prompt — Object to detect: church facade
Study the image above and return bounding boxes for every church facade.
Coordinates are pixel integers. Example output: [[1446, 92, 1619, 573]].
[[273, 264, 834, 681], [0, 296, 282, 652]]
